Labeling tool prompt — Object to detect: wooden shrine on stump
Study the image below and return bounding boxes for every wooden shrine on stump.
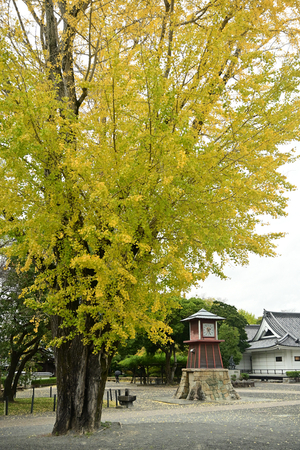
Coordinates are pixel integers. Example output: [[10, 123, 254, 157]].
[[175, 309, 239, 401]]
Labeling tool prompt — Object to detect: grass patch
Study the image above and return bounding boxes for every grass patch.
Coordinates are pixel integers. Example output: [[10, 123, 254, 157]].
[[1, 397, 54, 416], [1, 398, 111, 417], [101, 421, 111, 428]]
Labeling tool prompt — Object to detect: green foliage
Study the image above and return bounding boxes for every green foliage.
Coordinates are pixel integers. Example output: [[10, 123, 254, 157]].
[[117, 297, 249, 376], [219, 323, 243, 368], [0, 259, 47, 354], [240, 373, 250, 380], [210, 301, 249, 353], [2, 0, 300, 431], [1, 0, 300, 353], [118, 352, 187, 372], [286, 371, 300, 381], [31, 377, 57, 386], [18, 371, 33, 388], [238, 309, 259, 325], [0, 258, 50, 399], [144, 297, 209, 353]]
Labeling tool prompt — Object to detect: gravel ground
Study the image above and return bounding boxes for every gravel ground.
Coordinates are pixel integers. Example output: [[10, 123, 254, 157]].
[[1, 381, 300, 450]]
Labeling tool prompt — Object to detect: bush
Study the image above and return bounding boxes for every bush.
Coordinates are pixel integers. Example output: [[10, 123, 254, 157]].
[[286, 371, 300, 381], [231, 374, 237, 381], [31, 377, 56, 386], [19, 372, 33, 387], [240, 373, 249, 380]]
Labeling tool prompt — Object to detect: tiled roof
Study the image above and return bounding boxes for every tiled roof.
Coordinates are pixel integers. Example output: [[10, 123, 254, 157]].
[[248, 337, 279, 349], [248, 334, 300, 350], [246, 310, 300, 351], [266, 311, 300, 340], [245, 324, 260, 342], [181, 308, 225, 322], [279, 334, 300, 347]]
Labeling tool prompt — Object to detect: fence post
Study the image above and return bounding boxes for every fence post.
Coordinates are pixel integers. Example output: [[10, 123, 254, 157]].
[[125, 388, 129, 396], [107, 391, 109, 408], [50, 386, 52, 398], [5, 397, 8, 416], [30, 392, 35, 414], [109, 388, 112, 401], [115, 390, 118, 407], [53, 394, 56, 412]]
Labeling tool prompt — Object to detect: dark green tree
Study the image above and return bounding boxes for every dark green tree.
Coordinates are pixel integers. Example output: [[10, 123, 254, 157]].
[[117, 297, 249, 382], [0, 259, 49, 401], [117, 297, 208, 384], [218, 324, 242, 368], [209, 300, 249, 354]]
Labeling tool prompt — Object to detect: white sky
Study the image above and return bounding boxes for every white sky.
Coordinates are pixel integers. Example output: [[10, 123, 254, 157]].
[[189, 148, 300, 319]]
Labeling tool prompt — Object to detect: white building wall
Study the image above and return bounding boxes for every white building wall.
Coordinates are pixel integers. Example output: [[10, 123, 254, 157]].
[[290, 349, 300, 370], [236, 353, 251, 371], [249, 348, 300, 373], [285, 350, 293, 369], [252, 350, 285, 372]]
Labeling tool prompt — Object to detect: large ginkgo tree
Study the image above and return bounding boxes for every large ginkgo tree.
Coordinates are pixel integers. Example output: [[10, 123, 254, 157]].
[[1, 0, 300, 434]]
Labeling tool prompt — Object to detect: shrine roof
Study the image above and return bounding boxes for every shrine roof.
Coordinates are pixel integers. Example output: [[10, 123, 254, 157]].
[[245, 324, 260, 342], [247, 334, 300, 350], [264, 310, 300, 340], [181, 308, 225, 322]]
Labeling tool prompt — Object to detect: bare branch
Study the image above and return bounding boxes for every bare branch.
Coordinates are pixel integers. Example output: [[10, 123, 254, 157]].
[[164, 0, 174, 79], [11, 0, 43, 66]]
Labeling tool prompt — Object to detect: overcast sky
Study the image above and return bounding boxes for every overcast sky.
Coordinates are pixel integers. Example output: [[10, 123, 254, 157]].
[[188, 147, 300, 319]]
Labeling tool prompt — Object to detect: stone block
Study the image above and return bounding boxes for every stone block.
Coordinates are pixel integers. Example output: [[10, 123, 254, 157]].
[[175, 369, 239, 402]]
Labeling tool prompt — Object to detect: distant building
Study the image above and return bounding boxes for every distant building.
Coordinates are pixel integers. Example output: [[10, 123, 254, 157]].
[[237, 310, 300, 378]]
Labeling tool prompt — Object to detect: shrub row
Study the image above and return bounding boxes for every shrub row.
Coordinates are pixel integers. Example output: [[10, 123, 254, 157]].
[[286, 371, 300, 380], [231, 373, 249, 381], [32, 377, 57, 386]]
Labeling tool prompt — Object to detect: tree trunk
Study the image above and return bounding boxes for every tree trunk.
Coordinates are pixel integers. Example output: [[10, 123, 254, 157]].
[[2, 351, 20, 401], [2, 338, 40, 401], [131, 368, 136, 384], [51, 317, 113, 435], [170, 346, 177, 383], [12, 341, 39, 395], [165, 350, 172, 385]]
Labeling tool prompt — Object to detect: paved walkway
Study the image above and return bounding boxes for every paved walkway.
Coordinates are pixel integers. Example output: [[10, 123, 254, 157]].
[[1, 381, 300, 449]]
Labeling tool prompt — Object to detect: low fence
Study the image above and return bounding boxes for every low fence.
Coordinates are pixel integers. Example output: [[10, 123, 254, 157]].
[[3, 386, 131, 416], [3, 386, 57, 416], [107, 376, 164, 385], [105, 388, 131, 407]]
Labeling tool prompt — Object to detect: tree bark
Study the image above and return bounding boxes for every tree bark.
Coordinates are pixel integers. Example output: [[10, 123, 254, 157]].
[[51, 316, 113, 434], [2, 352, 20, 401], [164, 349, 173, 385], [170, 346, 177, 384], [11, 341, 40, 396], [2, 340, 40, 401]]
